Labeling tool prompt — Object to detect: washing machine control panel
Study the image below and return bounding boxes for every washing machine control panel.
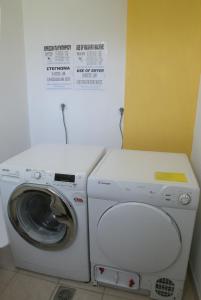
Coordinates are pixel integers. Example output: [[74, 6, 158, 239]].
[[27, 169, 85, 189], [0, 168, 20, 178], [54, 173, 75, 183], [33, 171, 42, 180], [0, 167, 86, 190]]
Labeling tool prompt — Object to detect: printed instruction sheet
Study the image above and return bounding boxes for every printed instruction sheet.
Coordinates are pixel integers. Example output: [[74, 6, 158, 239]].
[[74, 42, 106, 90], [44, 45, 73, 89], [43, 42, 106, 90]]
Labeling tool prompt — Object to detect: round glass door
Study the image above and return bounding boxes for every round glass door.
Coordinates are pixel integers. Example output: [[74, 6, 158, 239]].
[[8, 184, 77, 250]]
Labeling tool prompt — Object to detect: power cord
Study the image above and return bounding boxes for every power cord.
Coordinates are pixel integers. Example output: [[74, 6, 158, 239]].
[[119, 107, 124, 149], [61, 103, 68, 144]]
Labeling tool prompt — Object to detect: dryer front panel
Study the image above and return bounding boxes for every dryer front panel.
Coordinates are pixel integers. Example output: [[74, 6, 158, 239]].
[[8, 184, 77, 250], [97, 202, 181, 273]]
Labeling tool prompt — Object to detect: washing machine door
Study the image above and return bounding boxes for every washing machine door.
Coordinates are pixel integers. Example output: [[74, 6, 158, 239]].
[[97, 202, 181, 273], [8, 184, 77, 250]]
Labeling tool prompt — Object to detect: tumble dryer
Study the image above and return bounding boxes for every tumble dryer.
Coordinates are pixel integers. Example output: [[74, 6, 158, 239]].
[[88, 150, 199, 299], [0, 144, 105, 281]]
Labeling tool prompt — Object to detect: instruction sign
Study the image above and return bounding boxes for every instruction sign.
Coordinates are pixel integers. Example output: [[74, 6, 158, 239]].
[[44, 45, 73, 89], [74, 43, 106, 90]]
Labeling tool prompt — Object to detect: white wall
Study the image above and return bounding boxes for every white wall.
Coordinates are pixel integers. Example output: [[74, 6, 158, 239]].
[[191, 77, 201, 299], [22, 0, 127, 148], [0, 0, 30, 250], [0, 0, 30, 162]]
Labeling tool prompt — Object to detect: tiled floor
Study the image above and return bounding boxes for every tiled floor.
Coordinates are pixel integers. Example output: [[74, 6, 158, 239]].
[[0, 266, 197, 300], [0, 247, 197, 300]]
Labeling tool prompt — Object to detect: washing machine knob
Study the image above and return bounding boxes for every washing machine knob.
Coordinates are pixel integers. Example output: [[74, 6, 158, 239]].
[[179, 194, 191, 205], [34, 171, 42, 179]]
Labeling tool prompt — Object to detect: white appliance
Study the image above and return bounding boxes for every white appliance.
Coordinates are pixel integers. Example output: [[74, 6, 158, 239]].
[[88, 149, 200, 299], [0, 144, 105, 281]]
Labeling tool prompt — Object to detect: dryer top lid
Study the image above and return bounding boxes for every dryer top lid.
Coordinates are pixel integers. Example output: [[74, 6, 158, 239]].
[[89, 149, 199, 188], [0, 144, 105, 176]]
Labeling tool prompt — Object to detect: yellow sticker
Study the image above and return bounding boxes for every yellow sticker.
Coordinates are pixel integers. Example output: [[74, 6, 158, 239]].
[[155, 172, 188, 183]]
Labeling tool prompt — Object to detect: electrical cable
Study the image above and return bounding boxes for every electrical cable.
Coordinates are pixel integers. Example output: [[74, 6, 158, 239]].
[[61, 103, 68, 144], [119, 107, 124, 149]]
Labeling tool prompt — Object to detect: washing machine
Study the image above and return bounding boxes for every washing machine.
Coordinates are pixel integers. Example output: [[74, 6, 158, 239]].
[[0, 144, 105, 281], [88, 149, 200, 299]]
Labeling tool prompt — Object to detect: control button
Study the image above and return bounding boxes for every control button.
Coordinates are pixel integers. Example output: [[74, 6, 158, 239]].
[[179, 194, 191, 205], [129, 278, 135, 287], [33, 171, 42, 179], [99, 267, 105, 274]]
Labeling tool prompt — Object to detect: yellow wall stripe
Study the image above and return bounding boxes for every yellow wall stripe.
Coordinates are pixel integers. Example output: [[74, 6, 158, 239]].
[[124, 0, 201, 155]]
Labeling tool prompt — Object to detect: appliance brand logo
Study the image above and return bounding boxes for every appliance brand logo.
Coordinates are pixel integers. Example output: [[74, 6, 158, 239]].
[[74, 197, 84, 203], [98, 181, 111, 185]]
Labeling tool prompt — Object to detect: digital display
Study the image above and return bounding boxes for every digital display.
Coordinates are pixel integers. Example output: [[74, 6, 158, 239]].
[[54, 173, 75, 183]]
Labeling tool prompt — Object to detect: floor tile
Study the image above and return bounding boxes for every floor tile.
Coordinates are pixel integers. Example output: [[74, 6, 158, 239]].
[[73, 288, 103, 300], [0, 273, 57, 300], [104, 287, 148, 300], [51, 286, 103, 300], [18, 268, 59, 283], [103, 295, 148, 300], [0, 269, 16, 293], [59, 278, 105, 293]]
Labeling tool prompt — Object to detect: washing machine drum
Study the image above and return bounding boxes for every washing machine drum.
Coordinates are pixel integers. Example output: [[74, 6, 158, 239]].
[[8, 184, 77, 250], [97, 203, 181, 273]]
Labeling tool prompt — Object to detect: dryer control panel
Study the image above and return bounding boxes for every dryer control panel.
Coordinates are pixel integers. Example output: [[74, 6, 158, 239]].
[[160, 185, 198, 209], [88, 179, 200, 210]]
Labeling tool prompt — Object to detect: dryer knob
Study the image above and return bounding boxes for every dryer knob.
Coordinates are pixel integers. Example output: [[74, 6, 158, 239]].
[[179, 194, 191, 205], [34, 171, 42, 179]]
